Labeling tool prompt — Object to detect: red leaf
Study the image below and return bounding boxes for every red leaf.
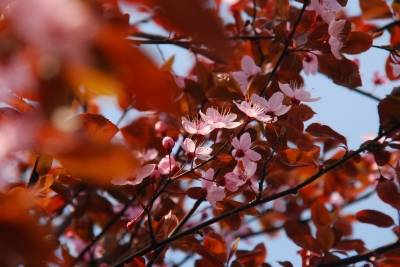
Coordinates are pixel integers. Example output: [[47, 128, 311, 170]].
[[360, 0, 392, 20], [293, 235, 322, 255], [376, 180, 400, 210], [203, 232, 227, 263], [311, 199, 331, 228], [317, 54, 361, 89], [356, 209, 395, 228], [306, 123, 347, 147], [186, 187, 205, 199]]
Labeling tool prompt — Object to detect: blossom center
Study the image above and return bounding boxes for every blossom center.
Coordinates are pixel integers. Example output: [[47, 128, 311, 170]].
[[235, 149, 245, 158]]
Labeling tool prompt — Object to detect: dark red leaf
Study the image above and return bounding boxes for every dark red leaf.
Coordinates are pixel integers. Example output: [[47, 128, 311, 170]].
[[356, 209, 395, 228]]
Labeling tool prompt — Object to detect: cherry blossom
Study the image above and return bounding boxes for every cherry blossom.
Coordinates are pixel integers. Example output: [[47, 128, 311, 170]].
[[158, 155, 177, 175], [224, 161, 258, 192], [181, 116, 213, 136], [303, 53, 318, 76], [233, 95, 272, 122], [201, 168, 226, 209], [199, 107, 241, 130], [135, 148, 158, 164], [309, 0, 342, 24], [231, 55, 261, 95], [389, 53, 400, 77], [263, 92, 291, 123], [328, 19, 346, 60], [231, 132, 261, 166], [111, 164, 155, 186], [372, 71, 387, 86], [181, 138, 212, 161], [278, 82, 321, 105]]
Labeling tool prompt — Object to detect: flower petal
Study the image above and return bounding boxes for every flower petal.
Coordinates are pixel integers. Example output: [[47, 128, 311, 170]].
[[136, 164, 156, 180], [239, 132, 252, 150], [241, 55, 261, 76], [245, 150, 261, 162], [278, 82, 294, 97]]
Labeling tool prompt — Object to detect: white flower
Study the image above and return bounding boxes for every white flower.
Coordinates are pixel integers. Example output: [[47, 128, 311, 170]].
[[278, 82, 321, 105], [199, 107, 241, 130], [231, 55, 261, 95], [181, 138, 212, 162]]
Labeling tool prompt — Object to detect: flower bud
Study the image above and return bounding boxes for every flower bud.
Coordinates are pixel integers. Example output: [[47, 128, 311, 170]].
[[126, 219, 136, 231], [155, 121, 168, 135], [162, 136, 175, 153]]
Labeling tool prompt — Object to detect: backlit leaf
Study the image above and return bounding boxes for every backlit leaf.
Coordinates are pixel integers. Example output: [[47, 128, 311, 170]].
[[356, 209, 395, 227], [293, 235, 322, 255], [341, 31, 373, 55], [204, 232, 227, 263], [316, 226, 335, 252], [306, 123, 347, 147], [376, 180, 400, 210], [317, 54, 361, 89], [277, 0, 289, 20], [311, 199, 331, 228], [360, 0, 392, 20]]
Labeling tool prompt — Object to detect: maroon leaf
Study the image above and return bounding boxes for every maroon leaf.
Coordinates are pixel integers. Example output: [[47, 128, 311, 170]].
[[356, 209, 395, 228]]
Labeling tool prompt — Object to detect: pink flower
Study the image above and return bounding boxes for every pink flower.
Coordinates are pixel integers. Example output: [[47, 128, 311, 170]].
[[263, 92, 291, 123], [303, 53, 318, 76], [135, 148, 158, 164], [199, 107, 241, 130], [390, 53, 400, 77], [372, 71, 387, 86], [111, 164, 155, 186], [231, 55, 261, 95], [328, 19, 346, 60], [233, 94, 272, 122], [231, 132, 261, 166], [202, 168, 225, 209], [181, 116, 213, 136], [224, 161, 258, 192], [158, 155, 176, 175], [278, 82, 321, 105], [309, 0, 342, 24], [181, 138, 212, 162]]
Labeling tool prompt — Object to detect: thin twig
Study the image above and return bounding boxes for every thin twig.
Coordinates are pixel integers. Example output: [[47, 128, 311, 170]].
[[111, 124, 399, 267]]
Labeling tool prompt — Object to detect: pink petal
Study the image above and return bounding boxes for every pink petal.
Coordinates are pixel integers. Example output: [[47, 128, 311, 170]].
[[208, 186, 226, 202], [183, 138, 195, 152], [294, 90, 312, 101], [181, 117, 197, 134], [225, 122, 241, 129], [245, 150, 261, 162], [111, 178, 128, 186], [241, 55, 261, 76], [278, 82, 294, 97], [239, 132, 252, 150], [390, 63, 400, 77], [199, 110, 208, 122], [196, 146, 212, 156], [329, 36, 342, 60], [301, 96, 322, 102], [268, 92, 284, 111], [232, 137, 240, 149], [275, 105, 291, 116], [244, 161, 257, 177], [225, 113, 237, 123], [136, 164, 156, 180], [251, 94, 268, 107], [174, 76, 185, 89]]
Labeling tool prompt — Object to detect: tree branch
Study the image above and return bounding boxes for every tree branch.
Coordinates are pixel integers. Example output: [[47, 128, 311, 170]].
[[317, 239, 400, 267], [111, 124, 398, 267]]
